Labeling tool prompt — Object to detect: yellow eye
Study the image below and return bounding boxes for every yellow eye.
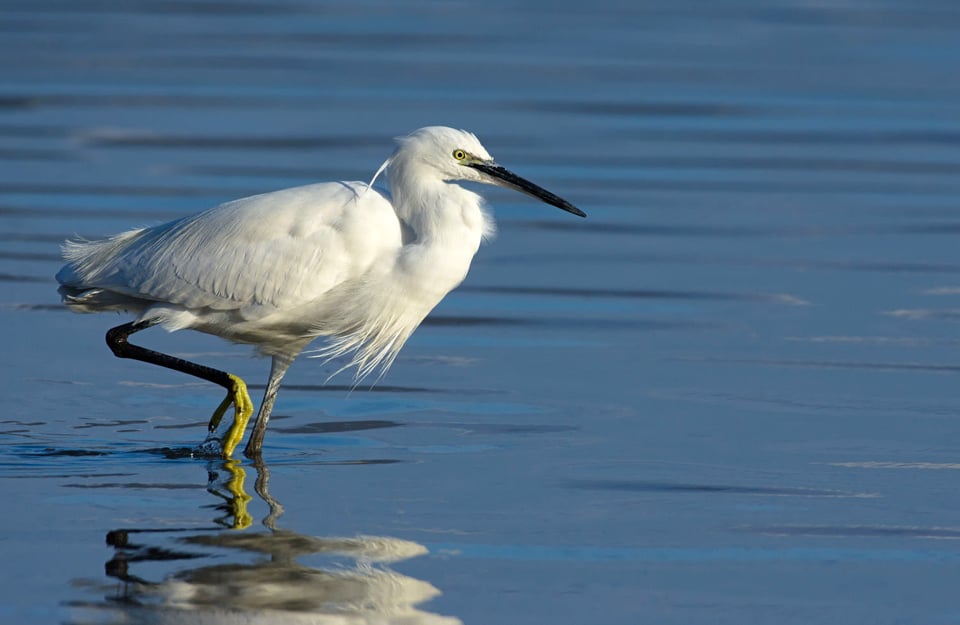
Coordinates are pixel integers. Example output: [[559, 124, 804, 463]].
[[452, 149, 467, 161]]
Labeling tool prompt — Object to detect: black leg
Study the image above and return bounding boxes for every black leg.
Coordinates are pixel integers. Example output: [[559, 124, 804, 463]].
[[105, 321, 255, 456], [106, 321, 234, 391]]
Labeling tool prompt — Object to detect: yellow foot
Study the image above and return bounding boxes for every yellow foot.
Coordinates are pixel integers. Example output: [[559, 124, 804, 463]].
[[207, 374, 254, 458]]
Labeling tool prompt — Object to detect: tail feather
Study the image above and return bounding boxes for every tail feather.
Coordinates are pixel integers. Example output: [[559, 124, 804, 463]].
[[56, 229, 145, 288], [56, 229, 149, 313]]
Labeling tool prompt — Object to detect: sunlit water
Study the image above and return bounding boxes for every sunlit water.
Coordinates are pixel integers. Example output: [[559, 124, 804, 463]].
[[3, 1, 960, 624]]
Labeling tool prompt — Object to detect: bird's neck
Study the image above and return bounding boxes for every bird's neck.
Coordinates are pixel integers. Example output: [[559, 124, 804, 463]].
[[388, 170, 493, 249], [385, 168, 494, 308]]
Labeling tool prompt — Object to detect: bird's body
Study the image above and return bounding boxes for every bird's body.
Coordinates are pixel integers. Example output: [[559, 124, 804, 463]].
[[59, 179, 484, 371], [57, 126, 584, 457]]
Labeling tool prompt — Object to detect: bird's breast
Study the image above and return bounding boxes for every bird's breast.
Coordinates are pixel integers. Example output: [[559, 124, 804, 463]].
[[396, 236, 479, 302]]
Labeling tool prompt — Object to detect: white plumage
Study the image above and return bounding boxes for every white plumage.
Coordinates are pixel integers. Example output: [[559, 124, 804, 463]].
[[57, 126, 584, 457]]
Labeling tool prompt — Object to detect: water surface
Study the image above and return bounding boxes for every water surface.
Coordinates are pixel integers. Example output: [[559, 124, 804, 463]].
[[3, 1, 960, 624]]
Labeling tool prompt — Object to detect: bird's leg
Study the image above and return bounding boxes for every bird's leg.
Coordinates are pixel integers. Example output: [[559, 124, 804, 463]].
[[243, 354, 295, 458], [105, 321, 254, 457]]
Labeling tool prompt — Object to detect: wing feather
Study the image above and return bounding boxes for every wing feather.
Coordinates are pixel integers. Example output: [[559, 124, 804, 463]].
[[58, 182, 402, 321]]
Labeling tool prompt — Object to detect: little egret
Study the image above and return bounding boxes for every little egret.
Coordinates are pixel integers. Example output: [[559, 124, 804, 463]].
[[57, 126, 585, 458]]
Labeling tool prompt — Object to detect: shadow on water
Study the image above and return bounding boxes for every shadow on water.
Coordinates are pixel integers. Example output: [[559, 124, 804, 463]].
[[64, 459, 460, 625]]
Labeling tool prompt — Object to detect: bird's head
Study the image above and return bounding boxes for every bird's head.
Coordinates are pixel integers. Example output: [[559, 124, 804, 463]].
[[387, 126, 585, 218]]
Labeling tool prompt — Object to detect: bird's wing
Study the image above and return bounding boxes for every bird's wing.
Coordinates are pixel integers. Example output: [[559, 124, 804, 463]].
[[60, 182, 402, 319]]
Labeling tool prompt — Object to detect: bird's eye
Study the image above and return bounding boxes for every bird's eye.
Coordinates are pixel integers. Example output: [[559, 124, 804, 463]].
[[452, 149, 467, 161]]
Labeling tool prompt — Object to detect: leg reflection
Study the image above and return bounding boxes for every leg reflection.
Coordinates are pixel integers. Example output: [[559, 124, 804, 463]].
[[253, 457, 284, 531], [207, 459, 253, 530], [85, 458, 461, 624]]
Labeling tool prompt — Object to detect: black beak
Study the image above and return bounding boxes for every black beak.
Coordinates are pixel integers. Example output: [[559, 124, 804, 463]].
[[469, 162, 586, 218]]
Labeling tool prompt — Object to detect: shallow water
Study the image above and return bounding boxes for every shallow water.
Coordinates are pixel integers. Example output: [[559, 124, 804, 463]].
[[4, 1, 960, 623]]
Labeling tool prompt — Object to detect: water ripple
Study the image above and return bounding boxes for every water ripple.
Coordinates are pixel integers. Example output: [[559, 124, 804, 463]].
[[564, 479, 874, 498]]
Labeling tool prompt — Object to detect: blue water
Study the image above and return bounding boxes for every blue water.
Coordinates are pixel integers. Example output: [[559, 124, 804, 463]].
[[3, 1, 960, 624]]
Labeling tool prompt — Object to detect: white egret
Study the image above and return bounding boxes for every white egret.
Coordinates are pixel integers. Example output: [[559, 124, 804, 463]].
[[56, 126, 585, 457]]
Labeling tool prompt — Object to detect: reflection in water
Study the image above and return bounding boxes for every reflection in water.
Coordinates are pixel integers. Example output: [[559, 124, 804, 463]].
[[208, 459, 254, 530], [69, 460, 461, 625]]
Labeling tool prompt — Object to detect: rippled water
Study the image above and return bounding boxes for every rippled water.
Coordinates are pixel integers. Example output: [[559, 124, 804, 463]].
[[4, 1, 960, 624]]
